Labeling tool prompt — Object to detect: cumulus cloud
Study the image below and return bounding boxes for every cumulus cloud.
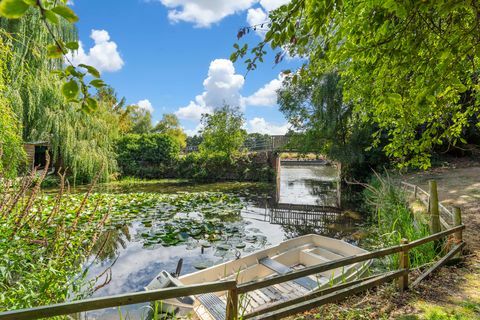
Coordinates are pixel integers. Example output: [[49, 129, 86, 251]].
[[248, 117, 289, 135], [246, 8, 268, 37], [67, 29, 124, 73], [184, 123, 204, 136], [136, 99, 154, 113], [158, 0, 256, 27], [259, 0, 290, 11], [243, 74, 283, 107], [175, 59, 244, 120]]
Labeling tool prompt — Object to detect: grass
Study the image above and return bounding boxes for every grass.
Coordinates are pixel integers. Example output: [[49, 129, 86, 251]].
[[362, 172, 437, 269]]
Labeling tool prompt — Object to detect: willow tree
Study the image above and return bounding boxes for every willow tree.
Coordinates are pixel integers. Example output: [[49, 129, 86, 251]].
[[233, 0, 480, 168], [1, 12, 118, 181], [0, 32, 23, 176]]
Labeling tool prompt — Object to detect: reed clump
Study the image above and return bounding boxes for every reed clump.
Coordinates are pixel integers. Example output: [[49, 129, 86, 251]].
[[0, 156, 108, 311], [362, 172, 436, 269]]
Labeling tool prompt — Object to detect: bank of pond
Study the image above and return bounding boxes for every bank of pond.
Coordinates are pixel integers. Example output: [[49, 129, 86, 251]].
[[0, 169, 434, 319]]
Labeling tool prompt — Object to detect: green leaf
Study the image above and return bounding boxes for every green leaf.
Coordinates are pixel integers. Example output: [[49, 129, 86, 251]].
[[43, 10, 59, 24], [51, 5, 78, 23], [89, 79, 105, 88], [86, 97, 98, 111], [0, 0, 30, 19], [78, 64, 100, 78], [62, 79, 80, 100], [65, 41, 79, 50], [46, 44, 63, 59]]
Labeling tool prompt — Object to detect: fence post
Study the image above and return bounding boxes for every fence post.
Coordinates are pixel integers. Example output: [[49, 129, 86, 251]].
[[453, 206, 463, 243], [398, 238, 409, 292], [429, 180, 442, 253], [226, 287, 238, 320]]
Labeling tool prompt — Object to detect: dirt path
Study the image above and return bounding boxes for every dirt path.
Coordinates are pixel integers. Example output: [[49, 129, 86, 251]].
[[402, 165, 480, 253]]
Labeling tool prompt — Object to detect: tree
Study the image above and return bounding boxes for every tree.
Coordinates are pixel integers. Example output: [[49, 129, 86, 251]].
[[199, 106, 247, 155], [153, 113, 187, 148], [278, 72, 386, 178], [0, 34, 24, 176], [128, 106, 153, 134], [1, 15, 118, 182], [233, 0, 480, 168]]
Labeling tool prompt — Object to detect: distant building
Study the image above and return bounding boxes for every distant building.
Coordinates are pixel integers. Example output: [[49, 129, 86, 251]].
[[23, 141, 50, 170]]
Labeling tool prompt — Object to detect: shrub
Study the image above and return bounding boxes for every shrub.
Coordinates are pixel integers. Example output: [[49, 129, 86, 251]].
[[363, 173, 436, 268], [116, 133, 180, 178], [177, 152, 274, 182]]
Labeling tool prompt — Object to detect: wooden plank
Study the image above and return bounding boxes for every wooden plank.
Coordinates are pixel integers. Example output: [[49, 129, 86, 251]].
[[250, 269, 407, 320], [411, 242, 465, 288], [244, 272, 384, 318], [258, 258, 318, 290], [0, 281, 236, 320]]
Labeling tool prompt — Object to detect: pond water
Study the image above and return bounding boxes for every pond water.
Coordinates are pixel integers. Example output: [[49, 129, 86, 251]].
[[79, 163, 366, 319]]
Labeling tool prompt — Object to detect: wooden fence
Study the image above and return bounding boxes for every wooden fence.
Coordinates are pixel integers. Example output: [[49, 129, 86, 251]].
[[401, 180, 455, 230], [0, 181, 466, 320]]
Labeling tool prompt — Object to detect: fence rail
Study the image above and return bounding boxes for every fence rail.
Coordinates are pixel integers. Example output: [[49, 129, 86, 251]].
[[401, 181, 454, 229], [0, 180, 466, 320]]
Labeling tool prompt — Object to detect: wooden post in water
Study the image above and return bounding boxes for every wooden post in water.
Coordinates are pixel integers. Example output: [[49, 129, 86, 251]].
[[226, 287, 238, 320], [398, 238, 410, 292], [429, 180, 442, 253]]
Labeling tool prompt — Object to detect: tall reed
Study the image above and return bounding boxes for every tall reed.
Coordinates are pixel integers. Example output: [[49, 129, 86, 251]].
[[0, 159, 107, 311], [363, 172, 436, 269]]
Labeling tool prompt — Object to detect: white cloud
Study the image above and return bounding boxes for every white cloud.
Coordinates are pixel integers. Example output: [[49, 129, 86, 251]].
[[159, 0, 256, 27], [66, 29, 124, 73], [248, 117, 289, 135], [246, 8, 268, 37], [175, 100, 212, 121], [175, 59, 244, 120], [184, 123, 204, 136], [259, 0, 290, 11], [243, 74, 283, 107], [136, 99, 154, 113]]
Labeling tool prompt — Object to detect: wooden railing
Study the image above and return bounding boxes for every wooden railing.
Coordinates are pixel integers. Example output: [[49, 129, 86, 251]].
[[0, 181, 466, 320], [401, 181, 456, 229]]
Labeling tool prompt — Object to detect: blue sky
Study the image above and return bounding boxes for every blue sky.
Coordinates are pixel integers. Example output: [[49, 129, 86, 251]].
[[70, 0, 298, 135]]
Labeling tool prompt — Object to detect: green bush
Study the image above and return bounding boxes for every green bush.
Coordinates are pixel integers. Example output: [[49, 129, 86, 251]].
[[116, 133, 180, 178], [363, 173, 436, 269], [177, 152, 273, 182]]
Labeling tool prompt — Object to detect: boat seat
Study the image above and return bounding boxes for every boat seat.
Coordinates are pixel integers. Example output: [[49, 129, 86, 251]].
[[258, 257, 319, 290], [196, 293, 226, 320]]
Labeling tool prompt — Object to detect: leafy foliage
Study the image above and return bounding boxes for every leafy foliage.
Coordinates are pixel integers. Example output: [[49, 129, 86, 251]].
[[177, 151, 273, 181], [199, 105, 247, 155], [0, 33, 24, 176], [127, 106, 153, 134], [362, 173, 435, 268], [1, 16, 118, 182], [116, 133, 180, 178], [0, 0, 106, 109], [278, 72, 387, 179], [153, 113, 187, 149], [234, 0, 480, 168]]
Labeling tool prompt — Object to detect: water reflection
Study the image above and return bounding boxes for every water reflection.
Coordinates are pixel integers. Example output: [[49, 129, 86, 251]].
[[79, 163, 364, 319], [277, 163, 340, 206]]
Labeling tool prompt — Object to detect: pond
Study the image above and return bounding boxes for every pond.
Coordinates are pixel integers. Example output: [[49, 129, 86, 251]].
[[78, 163, 366, 319]]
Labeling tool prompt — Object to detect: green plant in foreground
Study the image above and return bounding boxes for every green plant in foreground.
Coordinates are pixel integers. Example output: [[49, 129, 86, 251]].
[[0, 162, 108, 311], [362, 173, 436, 269]]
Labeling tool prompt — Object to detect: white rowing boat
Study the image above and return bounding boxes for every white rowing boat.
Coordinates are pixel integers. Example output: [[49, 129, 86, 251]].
[[146, 234, 371, 320]]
